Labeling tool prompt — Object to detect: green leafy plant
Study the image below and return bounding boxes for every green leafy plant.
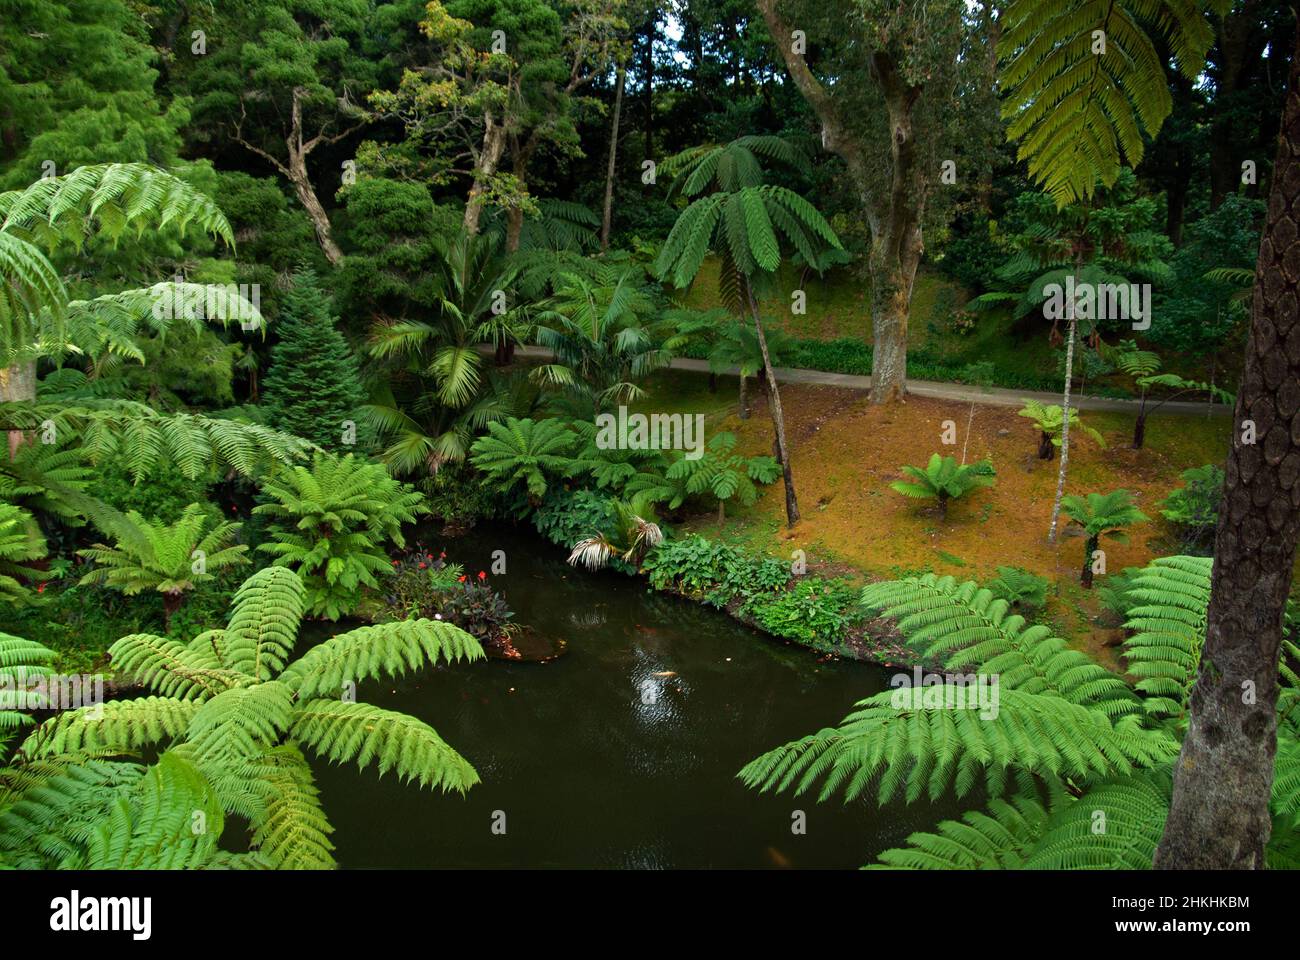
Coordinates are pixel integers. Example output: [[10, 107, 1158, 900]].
[[889, 454, 996, 520], [77, 503, 248, 627], [740, 557, 1300, 869], [987, 565, 1049, 613], [469, 417, 576, 501], [1113, 342, 1234, 448], [0, 503, 48, 606], [2, 566, 484, 869], [1061, 490, 1149, 588], [566, 494, 664, 572], [1017, 398, 1105, 460], [1159, 464, 1224, 556], [627, 432, 780, 521], [254, 453, 427, 619]]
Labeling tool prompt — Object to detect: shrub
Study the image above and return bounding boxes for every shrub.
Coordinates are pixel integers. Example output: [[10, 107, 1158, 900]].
[[1159, 464, 1223, 556], [745, 579, 860, 649], [254, 453, 428, 619]]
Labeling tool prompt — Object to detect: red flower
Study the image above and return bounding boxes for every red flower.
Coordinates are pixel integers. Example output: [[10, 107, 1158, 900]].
[[477, 571, 487, 581], [439, 552, 446, 559], [36, 583, 45, 594], [457, 575, 467, 583], [418, 562, 427, 569], [392, 560, 400, 567]]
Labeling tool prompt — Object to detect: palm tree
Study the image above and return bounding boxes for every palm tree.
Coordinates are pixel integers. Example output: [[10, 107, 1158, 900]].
[[1060, 490, 1148, 589], [11, 566, 484, 868], [567, 494, 665, 571], [654, 136, 843, 527], [530, 261, 673, 414], [77, 504, 249, 627], [364, 229, 530, 474]]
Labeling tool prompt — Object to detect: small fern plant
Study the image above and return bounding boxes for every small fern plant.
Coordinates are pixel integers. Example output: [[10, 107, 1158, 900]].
[[77, 503, 248, 627], [6, 566, 484, 869], [0, 503, 49, 605], [1018, 399, 1105, 460], [254, 452, 428, 619], [469, 417, 577, 501], [626, 432, 780, 522], [889, 454, 995, 520], [1060, 490, 1149, 588]]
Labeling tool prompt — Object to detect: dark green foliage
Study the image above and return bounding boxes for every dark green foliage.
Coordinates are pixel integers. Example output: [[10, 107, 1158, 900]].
[[745, 578, 859, 649], [987, 566, 1049, 613], [262, 268, 367, 452], [1159, 464, 1224, 556]]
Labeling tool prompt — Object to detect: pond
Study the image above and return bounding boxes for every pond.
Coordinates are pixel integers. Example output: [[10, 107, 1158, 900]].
[[310, 523, 955, 868]]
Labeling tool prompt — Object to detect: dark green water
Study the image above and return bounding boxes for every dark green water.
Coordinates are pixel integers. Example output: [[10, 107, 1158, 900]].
[[311, 524, 951, 868]]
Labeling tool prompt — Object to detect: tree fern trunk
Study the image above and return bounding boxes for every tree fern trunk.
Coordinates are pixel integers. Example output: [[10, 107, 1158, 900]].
[[0, 359, 35, 459], [1047, 252, 1082, 543], [1133, 391, 1148, 449], [1080, 535, 1097, 589], [747, 289, 798, 526], [1038, 431, 1054, 460], [1155, 20, 1300, 869]]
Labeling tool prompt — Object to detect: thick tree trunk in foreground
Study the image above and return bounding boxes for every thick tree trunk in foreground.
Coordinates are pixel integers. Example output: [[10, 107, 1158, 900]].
[[0, 359, 36, 458], [748, 291, 798, 527], [601, 67, 625, 253], [1154, 20, 1300, 869]]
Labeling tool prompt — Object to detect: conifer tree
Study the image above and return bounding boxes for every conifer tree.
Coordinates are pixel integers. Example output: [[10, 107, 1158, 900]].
[[263, 269, 367, 452]]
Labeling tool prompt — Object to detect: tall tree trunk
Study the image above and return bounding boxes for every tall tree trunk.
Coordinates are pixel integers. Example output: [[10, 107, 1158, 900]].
[[747, 290, 798, 526], [738, 373, 750, 419], [1046, 253, 1082, 543], [1154, 19, 1300, 869], [0, 359, 35, 458], [754, 0, 926, 406], [464, 117, 506, 237], [641, 19, 654, 158], [288, 155, 343, 266], [601, 67, 625, 253]]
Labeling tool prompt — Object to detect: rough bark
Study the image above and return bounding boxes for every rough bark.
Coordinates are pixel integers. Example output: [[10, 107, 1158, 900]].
[[1154, 19, 1300, 869], [1080, 535, 1097, 589], [601, 67, 625, 252], [755, 0, 925, 405], [0, 359, 36, 458], [464, 116, 507, 237]]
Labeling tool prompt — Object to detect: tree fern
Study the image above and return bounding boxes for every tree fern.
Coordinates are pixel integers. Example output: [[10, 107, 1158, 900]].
[[999, 0, 1218, 206], [1121, 555, 1214, 718], [0, 502, 47, 605], [254, 453, 427, 619], [7, 567, 485, 869], [739, 685, 1175, 807], [469, 417, 576, 499], [862, 574, 1142, 718]]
